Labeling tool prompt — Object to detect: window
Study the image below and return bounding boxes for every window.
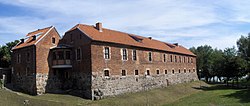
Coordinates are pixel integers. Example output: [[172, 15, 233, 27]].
[[104, 70, 109, 77], [17, 54, 21, 63], [193, 69, 196, 72], [52, 37, 56, 44], [135, 70, 139, 75], [66, 51, 71, 59], [53, 52, 57, 60], [191, 58, 193, 63], [148, 52, 152, 62], [132, 50, 137, 61], [170, 55, 173, 62], [146, 70, 150, 75], [156, 70, 160, 74], [58, 51, 64, 60], [179, 69, 181, 73], [179, 56, 181, 63], [189, 69, 191, 73], [172, 70, 174, 74], [70, 34, 73, 42], [26, 67, 30, 76], [163, 54, 166, 62], [184, 57, 186, 63], [122, 70, 126, 76], [175, 56, 177, 62], [184, 69, 186, 73], [26, 52, 30, 62], [104, 47, 110, 59], [79, 34, 82, 39], [165, 70, 168, 74], [188, 57, 190, 63], [122, 48, 128, 60], [76, 48, 81, 60]]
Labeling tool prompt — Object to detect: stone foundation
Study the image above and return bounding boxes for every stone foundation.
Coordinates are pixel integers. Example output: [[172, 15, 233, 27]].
[[92, 72, 198, 99]]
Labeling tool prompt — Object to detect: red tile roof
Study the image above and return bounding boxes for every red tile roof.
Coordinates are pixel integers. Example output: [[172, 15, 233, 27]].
[[12, 26, 53, 50], [72, 24, 195, 56]]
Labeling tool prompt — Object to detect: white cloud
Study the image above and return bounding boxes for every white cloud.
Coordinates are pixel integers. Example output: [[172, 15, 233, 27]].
[[0, 0, 250, 49]]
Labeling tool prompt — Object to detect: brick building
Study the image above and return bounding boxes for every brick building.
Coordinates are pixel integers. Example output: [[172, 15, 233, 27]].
[[12, 22, 198, 100]]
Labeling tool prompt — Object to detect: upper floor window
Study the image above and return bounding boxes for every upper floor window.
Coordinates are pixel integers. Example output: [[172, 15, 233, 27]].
[[170, 55, 173, 62], [76, 48, 81, 60], [175, 56, 177, 62], [148, 52, 152, 62], [188, 57, 190, 63], [52, 37, 56, 44], [17, 54, 21, 63], [122, 48, 128, 60], [184, 57, 186, 63], [70, 34, 73, 42], [66, 51, 71, 59], [132, 50, 137, 61], [163, 54, 166, 62], [179, 56, 181, 63], [104, 47, 110, 59], [26, 52, 30, 62], [191, 58, 193, 63], [122, 70, 126, 76], [58, 51, 64, 60]]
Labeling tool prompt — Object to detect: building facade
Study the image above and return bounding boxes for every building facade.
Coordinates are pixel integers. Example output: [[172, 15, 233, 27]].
[[12, 23, 198, 100]]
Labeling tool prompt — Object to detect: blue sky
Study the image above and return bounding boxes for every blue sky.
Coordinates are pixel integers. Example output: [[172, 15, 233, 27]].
[[0, 0, 250, 49]]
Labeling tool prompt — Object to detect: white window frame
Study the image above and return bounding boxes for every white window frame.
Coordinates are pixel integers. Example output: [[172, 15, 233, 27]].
[[132, 49, 137, 61], [121, 48, 128, 61], [17, 54, 21, 63], [103, 46, 111, 60], [134, 69, 139, 76], [121, 69, 127, 77], [104, 68, 110, 78]]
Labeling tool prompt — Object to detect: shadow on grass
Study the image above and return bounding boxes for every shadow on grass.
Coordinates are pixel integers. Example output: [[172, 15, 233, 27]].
[[192, 83, 250, 103]]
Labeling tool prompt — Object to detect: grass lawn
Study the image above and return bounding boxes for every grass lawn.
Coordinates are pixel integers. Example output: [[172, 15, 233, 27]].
[[0, 81, 249, 106]]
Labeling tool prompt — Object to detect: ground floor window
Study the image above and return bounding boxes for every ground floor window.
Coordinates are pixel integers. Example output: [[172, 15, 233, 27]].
[[104, 70, 109, 77], [146, 70, 150, 75], [135, 70, 139, 75], [122, 70, 126, 76], [165, 70, 168, 74]]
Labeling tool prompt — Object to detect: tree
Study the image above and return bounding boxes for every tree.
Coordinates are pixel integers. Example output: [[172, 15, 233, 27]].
[[0, 40, 19, 68]]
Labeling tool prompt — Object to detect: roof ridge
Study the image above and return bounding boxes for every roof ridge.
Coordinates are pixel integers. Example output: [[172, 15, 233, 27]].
[[27, 26, 53, 36]]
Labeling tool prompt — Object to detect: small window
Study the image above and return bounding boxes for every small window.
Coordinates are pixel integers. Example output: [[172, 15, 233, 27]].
[[122, 70, 126, 76], [104, 47, 110, 59], [132, 50, 137, 61], [172, 70, 174, 74], [184, 57, 186, 63], [175, 56, 177, 62], [184, 69, 186, 73], [104, 70, 109, 77], [17, 54, 21, 63], [163, 54, 166, 62], [179, 56, 181, 63], [53, 52, 57, 60], [170, 55, 173, 62], [76, 48, 81, 60], [193, 69, 196, 72], [52, 37, 56, 44], [191, 58, 193, 63], [146, 70, 150, 75], [70, 34, 73, 42], [66, 51, 71, 59], [135, 70, 139, 75], [122, 48, 128, 60], [188, 57, 190, 63], [179, 69, 181, 73], [189, 69, 191, 73], [26, 52, 30, 62], [58, 51, 64, 60], [165, 70, 168, 74], [148, 52, 152, 62], [156, 70, 160, 74]]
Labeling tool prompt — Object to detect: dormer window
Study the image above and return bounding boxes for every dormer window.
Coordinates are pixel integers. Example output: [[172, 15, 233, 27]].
[[52, 37, 56, 44]]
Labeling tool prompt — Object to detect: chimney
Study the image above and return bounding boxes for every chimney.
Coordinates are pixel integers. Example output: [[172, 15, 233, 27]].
[[148, 37, 152, 40], [32, 35, 36, 40], [96, 22, 102, 32], [20, 39, 24, 43]]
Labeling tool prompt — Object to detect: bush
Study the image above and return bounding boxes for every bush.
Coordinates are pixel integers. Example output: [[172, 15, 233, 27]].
[[0, 79, 3, 89]]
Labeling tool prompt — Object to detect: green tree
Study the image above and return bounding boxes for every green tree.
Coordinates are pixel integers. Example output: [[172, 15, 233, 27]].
[[0, 40, 19, 67]]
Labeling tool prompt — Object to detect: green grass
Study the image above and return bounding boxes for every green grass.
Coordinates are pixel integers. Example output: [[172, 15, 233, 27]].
[[0, 81, 249, 106]]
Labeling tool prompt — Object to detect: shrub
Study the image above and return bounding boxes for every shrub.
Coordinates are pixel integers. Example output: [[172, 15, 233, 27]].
[[0, 79, 3, 89]]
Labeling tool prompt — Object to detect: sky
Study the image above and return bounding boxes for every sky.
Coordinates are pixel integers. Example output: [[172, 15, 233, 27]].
[[0, 0, 250, 49]]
